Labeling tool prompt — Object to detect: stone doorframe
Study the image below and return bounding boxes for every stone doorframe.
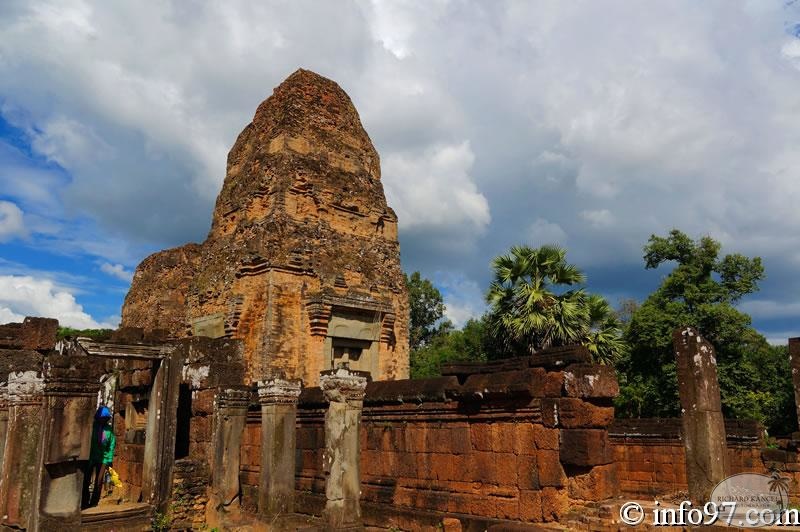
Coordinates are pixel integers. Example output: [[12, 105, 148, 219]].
[[77, 339, 182, 513]]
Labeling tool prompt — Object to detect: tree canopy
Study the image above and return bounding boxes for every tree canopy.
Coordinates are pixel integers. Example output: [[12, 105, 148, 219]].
[[56, 327, 113, 341], [617, 229, 793, 434], [410, 317, 489, 379], [485, 245, 625, 363], [405, 271, 452, 351]]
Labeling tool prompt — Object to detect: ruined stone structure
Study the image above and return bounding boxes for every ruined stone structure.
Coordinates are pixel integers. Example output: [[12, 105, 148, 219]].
[[6, 314, 800, 530], [611, 418, 764, 497], [674, 326, 729, 503], [240, 346, 621, 529], [121, 69, 409, 385], [9, 69, 800, 531]]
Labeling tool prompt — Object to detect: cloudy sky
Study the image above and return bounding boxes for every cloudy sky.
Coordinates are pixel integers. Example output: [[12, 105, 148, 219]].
[[1, 1, 799, 343]]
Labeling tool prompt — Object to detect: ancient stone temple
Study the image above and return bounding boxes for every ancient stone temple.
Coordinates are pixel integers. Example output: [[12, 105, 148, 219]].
[[121, 69, 409, 385]]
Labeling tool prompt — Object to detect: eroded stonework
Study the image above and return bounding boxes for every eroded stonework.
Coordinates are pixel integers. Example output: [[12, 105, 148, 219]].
[[121, 69, 409, 384]]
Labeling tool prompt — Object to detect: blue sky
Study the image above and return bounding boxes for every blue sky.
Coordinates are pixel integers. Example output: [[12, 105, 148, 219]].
[[1, 1, 800, 343]]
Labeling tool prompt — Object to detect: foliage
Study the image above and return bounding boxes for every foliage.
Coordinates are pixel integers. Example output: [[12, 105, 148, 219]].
[[406, 271, 486, 379], [405, 271, 452, 351], [151, 511, 171, 532], [584, 294, 628, 365], [57, 327, 113, 341], [617, 229, 795, 434], [410, 317, 490, 379], [485, 245, 626, 363]]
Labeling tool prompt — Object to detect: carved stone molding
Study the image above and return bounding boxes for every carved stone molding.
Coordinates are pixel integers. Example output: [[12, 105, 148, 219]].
[[7, 370, 44, 405], [320, 365, 369, 403], [306, 301, 332, 337], [214, 387, 252, 411], [381, 312, 396, 344], [257, 378, 302, 405], [43, 379, 99, 398]]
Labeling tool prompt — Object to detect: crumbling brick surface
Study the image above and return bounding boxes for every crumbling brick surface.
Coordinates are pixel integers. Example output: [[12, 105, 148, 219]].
[[121, 69, 409, 384], [0, 317, 57, 351], [170, 459, 210, 530]]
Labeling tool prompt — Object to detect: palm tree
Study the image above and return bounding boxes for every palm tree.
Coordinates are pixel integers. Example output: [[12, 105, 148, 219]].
[[486, 245, 626, 363], [487, 245, 586, 352], [584, 294, 628, 365]]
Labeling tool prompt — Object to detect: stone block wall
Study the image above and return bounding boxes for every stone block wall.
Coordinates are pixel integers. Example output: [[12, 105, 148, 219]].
[[241, 348, 620, 527], [239, 416, 261, 513], [167, 338, 246, 529], [611, 418, 770, 497], [109, 336, 244, 527]]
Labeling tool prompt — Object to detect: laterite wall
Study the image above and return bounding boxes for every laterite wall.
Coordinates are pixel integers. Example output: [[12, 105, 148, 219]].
[[241, 349, 621, 529], [609, 418, 800, 499]]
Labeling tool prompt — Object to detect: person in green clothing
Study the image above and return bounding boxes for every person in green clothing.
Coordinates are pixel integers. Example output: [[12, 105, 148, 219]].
[[82, 405, 116, 508]]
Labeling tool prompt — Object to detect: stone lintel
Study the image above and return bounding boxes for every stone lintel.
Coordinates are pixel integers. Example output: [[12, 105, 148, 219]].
[[257, 378, 302, 405], [320, 366, 369, 403]]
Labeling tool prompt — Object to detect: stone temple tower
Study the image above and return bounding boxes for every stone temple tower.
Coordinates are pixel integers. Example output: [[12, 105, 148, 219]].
[[121, 69, 409, 384]]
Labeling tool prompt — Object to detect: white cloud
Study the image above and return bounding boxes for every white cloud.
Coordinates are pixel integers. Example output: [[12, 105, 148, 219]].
[[0, 306, 23, 325], [580, 209, 615, 228], [383, 141, 490, 235], [0, 275, 117, 329], [100, 262, 133, 282], [528, 218, 567, 245], [0, 201, 25, 242], [433, 272, 486, 328]]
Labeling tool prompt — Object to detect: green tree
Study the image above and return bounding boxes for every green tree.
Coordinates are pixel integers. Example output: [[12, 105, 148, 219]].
[[57, 327, 113, 341], [618, 230, 793, 434], [405, 272, 452, 350], [486, 245, 626, 363], [585, 294, 628, 365], [410, 317, 490, 379]]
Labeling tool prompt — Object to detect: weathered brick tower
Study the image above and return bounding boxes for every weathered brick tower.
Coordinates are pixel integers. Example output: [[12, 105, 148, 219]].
[[121, 69, 409, 384]]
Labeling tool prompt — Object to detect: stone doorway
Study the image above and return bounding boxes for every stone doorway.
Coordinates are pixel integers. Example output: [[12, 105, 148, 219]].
[[76, 339, 182, 520]]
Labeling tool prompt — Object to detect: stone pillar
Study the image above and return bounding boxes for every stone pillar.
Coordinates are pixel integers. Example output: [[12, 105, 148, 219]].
[[211, 386, 251, 511], [674, 327, 729, 503], [320, 366, 369, 531], [0, 368, 44, 530], [257, 377, 301, 518], [34, 351, 103, 530], [789, 338, 800, 434], [0, 383, 8, 478], [142, 350, 184, 512]]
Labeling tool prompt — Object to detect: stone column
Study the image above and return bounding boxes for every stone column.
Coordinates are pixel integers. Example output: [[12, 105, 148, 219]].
[[789, 338, 800, 435], [210, 386, 251, 511], [674, 327, 729, 503], [0, 369, 44, 530], [0, 383, 8, 478], [320, 366, 369, 531], [34, 352, 102, 530], [142, 349, 184, 512], [257, 377, 301, 518]]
